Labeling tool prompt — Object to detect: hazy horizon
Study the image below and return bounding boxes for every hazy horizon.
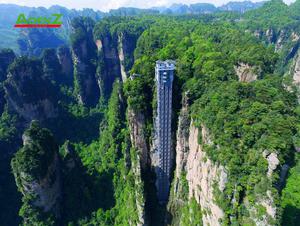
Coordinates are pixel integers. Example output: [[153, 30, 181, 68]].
[[0, 0, 296, 12]]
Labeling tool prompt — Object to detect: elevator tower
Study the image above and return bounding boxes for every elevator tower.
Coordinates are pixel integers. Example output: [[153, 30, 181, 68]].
[[155, 60, 175, 204]]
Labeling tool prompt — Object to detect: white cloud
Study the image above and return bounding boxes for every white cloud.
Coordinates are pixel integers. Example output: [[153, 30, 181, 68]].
[[0, 0, 296, 12]]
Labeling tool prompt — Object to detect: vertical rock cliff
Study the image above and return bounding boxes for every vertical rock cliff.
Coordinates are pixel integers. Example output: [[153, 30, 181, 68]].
[[95, 31, 122, 99], [130, 146, 147, 226], [11, 121, 61, 224], [186, 124, 227, 226], [127, 103, 151, 226], [94, 19, 146, 100], [128, 108, 149, 171], [168, 94, 191, 225], [0, 49, 16, 114], [71, 17, 100, 107], [57, 46, 74, 81], [4, 57, 58, 122], [0, 49, 15, 82], [168, 101, 226, 226], [291, 50, 300, 92], [167, 95, 285, 226], [41, 48, 63, 83]]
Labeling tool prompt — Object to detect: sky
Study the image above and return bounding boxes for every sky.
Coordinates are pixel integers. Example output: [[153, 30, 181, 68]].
[[0, 0, 296, 12]]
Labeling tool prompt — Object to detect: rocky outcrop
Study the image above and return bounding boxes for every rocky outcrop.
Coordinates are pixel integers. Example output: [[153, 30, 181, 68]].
[[128, 108, 149, 171], [94, 21, 145, 99], [186, 124, 227, 226], [246, 189, 277, 226], [0, 49, 15, 82], [41, 48, 62, 82], [131, 149, 147, 226], [57, 46, 74, 81], [292, 52, 300, 86], [127, 108, 148, 225], [234, 62, 258, 82], [95, 33, 122, 99], [4, 57, 58, 122], [21, 151, 61, 214], [71, 17, 100, 107], [266, 28, 277, 44], [168, 94, 228, 225], [11, 122, 61, 221], [174, 94, 190, 181], [274, 30, 289, 52], [167, 94, 191, 224], [288, 48, 300, 101], [0, 85, 5, 114], [263, 151, 280, 178], [118, 33, 127, 82]]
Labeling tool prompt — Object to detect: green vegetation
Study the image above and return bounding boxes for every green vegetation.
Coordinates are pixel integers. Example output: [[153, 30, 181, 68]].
[[1, 1, 300, 225], [281, 154, 300, 225], [71, 81, 144, 225], [180, 198, 203, 226], [11, 121, 57, 187], [11, 121, 59, 225], [123, 9, 300, 225], [0, 108, 17, 142], [71, 17, 100, 107]]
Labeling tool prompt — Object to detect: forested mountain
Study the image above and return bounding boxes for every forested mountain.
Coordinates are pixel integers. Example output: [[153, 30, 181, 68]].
[[0, 1, 266, 55], [0, 0, 300, 226]]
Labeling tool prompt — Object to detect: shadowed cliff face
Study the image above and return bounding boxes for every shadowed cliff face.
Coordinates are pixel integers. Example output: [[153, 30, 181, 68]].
[[0, 86, 5, 114], [71, 17, 100, 107], [95, 31, 122, 99], [57, 46, 74, 84], [94, 19, 146, 100], [0, 49, 15, 113], [41, 48, 63, 82], [4, 57, 58, 122], [0, 49, 16, 83]]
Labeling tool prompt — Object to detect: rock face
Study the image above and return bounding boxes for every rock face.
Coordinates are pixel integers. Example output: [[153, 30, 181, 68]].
[[263, 151, 280, 178], [117, 32, 141, 81], [57, 46, 74, 82], [131, 148, 147, 226], [234, 62, 258, 82], [4, 57, 58, 122], [21, 152, 61, 213], [0, 85, 5, 114], [95, 31, 139, 99], [94, 21, 144, 99], [168, 94, 190, 224], [289, 48, 300, 102], [0, 49, 15, 82], [71, 17, 100, 107], [95, 34, 122, 99], [41, 48, 63, 82], [127, 108, 149, 225], [11, 122, 61, 221], [186, 124, 226, 226], [174, 94, 190, 181], [292, 52, 300, 86], [169, 95, 227, 226], [266, 29, 277, 44], [118, 33, 127, 82], [128, 108, 149, 171]]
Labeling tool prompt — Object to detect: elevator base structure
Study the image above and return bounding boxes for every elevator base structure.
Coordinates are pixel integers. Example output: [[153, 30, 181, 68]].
[[154, 60, 175, 204]]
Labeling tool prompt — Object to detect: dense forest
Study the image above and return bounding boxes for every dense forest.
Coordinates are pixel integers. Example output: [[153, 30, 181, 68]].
[[0, 0, 300, 225]]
